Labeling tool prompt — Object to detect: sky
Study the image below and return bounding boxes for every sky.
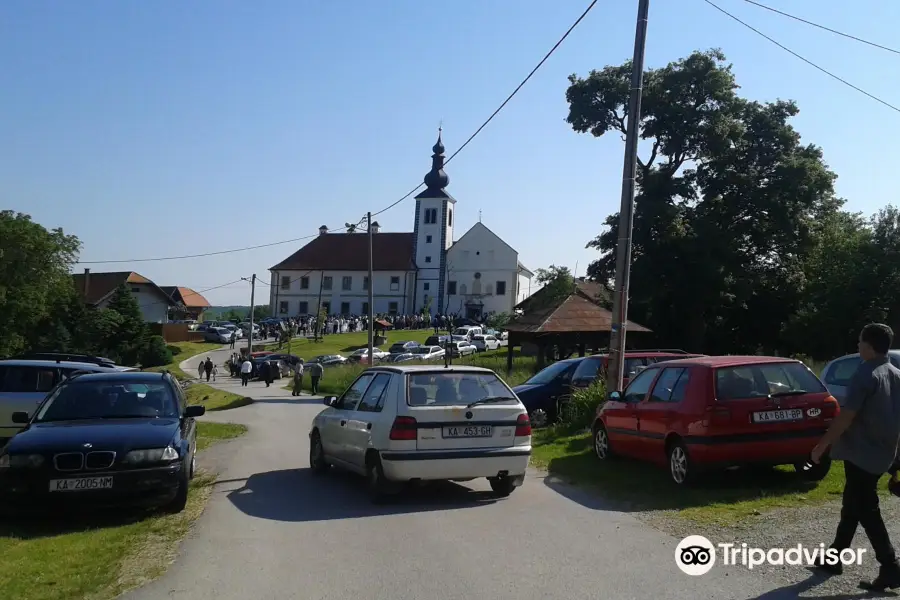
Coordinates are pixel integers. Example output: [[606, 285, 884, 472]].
[[2, 0, 898, 306]]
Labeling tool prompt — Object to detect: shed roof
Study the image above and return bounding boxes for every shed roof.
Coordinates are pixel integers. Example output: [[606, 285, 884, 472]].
[[506, 292, 651, 334], [271, 232, 416, 272]]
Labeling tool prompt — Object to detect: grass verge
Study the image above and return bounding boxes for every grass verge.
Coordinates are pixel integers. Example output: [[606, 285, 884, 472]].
[[144, 341, 224, 380], [0, 422, 246, 600], [530, 430, 857, 526], [186, 383, 253, 412]]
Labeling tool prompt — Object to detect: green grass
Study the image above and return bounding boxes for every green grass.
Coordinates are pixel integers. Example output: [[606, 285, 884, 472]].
[[0, 422, 247, 600], [185, 383, 254, 412], [530, 430, 866, 526]]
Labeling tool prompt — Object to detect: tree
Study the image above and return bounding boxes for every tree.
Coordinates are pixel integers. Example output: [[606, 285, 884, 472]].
[[0, 211, 81, 357], [534, 265, 575, 305], [106, 284, 148, 365], [252, 305, 271, 320], [486, 312, 511, 329], [567, 50, 839, 353]]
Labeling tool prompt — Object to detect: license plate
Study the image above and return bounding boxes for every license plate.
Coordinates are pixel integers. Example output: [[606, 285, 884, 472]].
[[752, 409, 803, 423], [49, 476, 114, 492], [442, 425, 492, 438]]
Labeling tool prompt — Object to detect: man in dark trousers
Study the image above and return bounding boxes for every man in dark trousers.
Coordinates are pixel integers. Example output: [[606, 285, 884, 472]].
[[308, 360, 323, 395], [812, 323, 900, 590], [203, 357, 213, 382], [229, 332, 236, 349], [259, 360, 272, 388]]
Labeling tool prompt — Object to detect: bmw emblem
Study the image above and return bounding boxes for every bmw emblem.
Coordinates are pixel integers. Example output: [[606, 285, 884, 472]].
[[82, 443, 92, 449], [465, 411, 473, 419]]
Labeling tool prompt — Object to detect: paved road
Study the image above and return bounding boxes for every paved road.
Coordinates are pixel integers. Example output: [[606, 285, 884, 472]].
[[127, 346, 799, 600]]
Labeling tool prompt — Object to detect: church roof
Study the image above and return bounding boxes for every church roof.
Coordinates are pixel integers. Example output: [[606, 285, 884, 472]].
[[270, 232, 416, 272]]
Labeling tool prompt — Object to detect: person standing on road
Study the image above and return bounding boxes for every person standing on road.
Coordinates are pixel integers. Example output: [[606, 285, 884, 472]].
[[203, 357, 213, 382], [229, 332, 236, 349], [292, 361, 304, 396], [309, 361, 323, 395], [198, 360, 204, 379], [212, 363, 218, 382], [259, 360, 272, 388], [240, 358, 252, 386], [812, 323, 900, 591]]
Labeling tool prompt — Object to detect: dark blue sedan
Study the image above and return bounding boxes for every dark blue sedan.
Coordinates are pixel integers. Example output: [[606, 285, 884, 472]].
[[0, 371, 204, 513], [512, 358, 585, 427]]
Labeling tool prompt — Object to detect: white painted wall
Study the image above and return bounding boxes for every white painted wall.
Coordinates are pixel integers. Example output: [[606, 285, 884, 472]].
[[97, 283, 170, 323], [269, 270, 415, 316], [516, 272, 533, 305]]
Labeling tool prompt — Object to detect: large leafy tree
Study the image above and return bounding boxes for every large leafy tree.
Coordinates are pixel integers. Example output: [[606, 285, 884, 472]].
[[0, 211, 81, 357], [566, 49, 839, 353]]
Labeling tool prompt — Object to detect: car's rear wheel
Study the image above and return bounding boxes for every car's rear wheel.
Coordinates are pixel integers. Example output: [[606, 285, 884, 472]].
[[795, 455, 831, 481], [309, 431, 329, 474], [366, 455, 391, 504], [488, 476, 516, 497], [593, 422, 612, 460], [667, 441, 694, 485]]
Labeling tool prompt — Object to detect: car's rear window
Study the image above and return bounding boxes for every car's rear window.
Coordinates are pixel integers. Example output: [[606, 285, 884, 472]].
[[715, 362, 826, 401], [408, 372, 516, 406]]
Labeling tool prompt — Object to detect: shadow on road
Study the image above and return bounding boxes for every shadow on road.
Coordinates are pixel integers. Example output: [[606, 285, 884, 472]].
[[222, 468, 498, 522], [744, 571, 896, 599]]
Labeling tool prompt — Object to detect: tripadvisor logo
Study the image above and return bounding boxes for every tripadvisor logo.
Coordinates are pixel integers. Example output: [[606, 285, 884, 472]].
[[675, 535, 866, 575]]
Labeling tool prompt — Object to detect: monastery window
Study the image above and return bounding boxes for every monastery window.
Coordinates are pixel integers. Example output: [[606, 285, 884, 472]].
[[426, 235, 432, 243], [281, 276, 291, 290], [390, 276, 400, 292], [342, 276, 352, 291], [424, 282, 430, 291], [363, 276, 369, 290], [300, 276, 310, 289], [279, 301, 288, 314], [298, 301, 309, 314], [496, 281, 507, 296], [425, 256, 432, 263], [322, 276, 333, 290]]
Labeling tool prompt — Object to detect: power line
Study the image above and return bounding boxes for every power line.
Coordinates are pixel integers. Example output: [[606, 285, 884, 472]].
[[740, 0, 900, 55], [148, 279, 246, 307], [703, 0, 900, 115], [76, 0, 599, 264]]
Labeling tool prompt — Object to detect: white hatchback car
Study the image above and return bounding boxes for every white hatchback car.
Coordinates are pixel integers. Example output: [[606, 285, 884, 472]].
[[308, 365, 532, 502]]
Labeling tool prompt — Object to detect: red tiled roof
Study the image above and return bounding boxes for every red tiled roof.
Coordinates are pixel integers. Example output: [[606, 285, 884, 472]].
[[160, 286, 211, 308], [506, 293, 651, 334], [72, 271, 173, 306], [271, 232, 416, 271]]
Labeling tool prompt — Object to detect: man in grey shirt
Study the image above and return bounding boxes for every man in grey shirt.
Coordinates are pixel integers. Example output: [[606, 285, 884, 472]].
[[812, 323, 900, 590]]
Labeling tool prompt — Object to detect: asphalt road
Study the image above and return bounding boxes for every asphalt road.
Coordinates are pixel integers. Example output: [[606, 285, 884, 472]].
[[126, 346, 797, 600]]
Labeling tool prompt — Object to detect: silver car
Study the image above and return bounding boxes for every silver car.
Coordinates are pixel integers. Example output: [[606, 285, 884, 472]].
[[820, 350, 900, 403], [0, 359, 132, 444]]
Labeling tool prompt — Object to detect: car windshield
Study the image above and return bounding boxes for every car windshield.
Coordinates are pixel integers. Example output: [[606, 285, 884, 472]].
[[408, 372, 516, 406], [524, 360, 575, 385], [716, 362, 827, 401], [35, 381, 179, 421]]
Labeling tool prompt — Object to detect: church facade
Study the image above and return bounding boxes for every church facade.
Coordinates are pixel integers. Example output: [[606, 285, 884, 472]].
[[268, 133, 533, 320]]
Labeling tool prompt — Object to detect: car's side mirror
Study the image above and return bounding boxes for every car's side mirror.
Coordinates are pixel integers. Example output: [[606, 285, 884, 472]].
[[323, 396, 337, 407], [11, 411, 30, 424], [185, 405, 206, 418], [606, 391, 621, 402]]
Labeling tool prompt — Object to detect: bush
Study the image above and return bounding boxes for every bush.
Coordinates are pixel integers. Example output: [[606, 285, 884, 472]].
[[556, 380, 606, 433], [141, 335, 173, 368], [166, 344, 183, 356]]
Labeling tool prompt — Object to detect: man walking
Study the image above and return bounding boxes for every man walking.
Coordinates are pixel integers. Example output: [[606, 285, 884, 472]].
[[240, 357, 252, 386], [308, 360, 323, 395], [292, 361, 304, 396], [812, 323, 900, 590], [203, 357, 213, 382]]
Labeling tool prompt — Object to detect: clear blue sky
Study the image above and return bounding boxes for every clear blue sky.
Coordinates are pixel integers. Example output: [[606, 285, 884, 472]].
[[3, 1, 897, 306]]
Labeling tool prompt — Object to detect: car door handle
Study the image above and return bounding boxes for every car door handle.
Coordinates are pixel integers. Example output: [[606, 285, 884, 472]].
[[340, 420, 347, 426]]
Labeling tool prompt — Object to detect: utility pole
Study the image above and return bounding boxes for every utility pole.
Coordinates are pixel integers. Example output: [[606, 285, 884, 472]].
[[367, 212, 375, 365], [314, 270, 325, 342], [606, 0, 650, 394], [247, 274, 256, 355]]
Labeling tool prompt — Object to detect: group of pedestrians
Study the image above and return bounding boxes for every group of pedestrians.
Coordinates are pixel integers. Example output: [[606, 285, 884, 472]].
[[198, 353, 324, 395], [291, 360, 323, 396]]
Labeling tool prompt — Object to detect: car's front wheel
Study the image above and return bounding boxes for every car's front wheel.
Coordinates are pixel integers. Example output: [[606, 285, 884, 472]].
[[593, 422, 613, 460], [668, 441, 694, 485], [165, 459, 190, 514], [309, 431, 329, 474]]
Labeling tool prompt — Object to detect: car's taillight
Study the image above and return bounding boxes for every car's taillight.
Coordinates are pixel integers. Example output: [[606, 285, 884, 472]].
[[515, 413, 532, 437], [389, 416, 417, 441], [823, 396, 839, 418]]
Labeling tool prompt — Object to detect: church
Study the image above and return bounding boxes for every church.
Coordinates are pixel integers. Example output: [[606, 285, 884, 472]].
[[268, 132, 534, 321]]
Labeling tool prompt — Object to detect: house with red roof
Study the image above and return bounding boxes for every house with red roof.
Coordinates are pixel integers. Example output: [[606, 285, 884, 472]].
[[159, 286, 211, 320], [72, 270, 175, 323]]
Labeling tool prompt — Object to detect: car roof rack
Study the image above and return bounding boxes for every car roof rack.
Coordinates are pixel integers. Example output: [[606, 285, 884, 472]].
[[12, 352, 118, 366]]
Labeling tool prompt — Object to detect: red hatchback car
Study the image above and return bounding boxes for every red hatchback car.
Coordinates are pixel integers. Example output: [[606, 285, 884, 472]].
[[591, 356, 839, 485]]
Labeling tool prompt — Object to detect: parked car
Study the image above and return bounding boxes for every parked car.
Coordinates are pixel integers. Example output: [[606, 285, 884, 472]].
[[389, 341, 420, 354], [592, 356, 839, 485], [204, 327, 232, 344], [221, 324, 243, 340], [0, 371, 204, 513], [471, 335, 501, 352], [512, 357, 586, 427], [406, 346, 445, 361], [448, 341, 477, 358], [266, 353, 303, 367], [424, 335, 452, 346], [311, 355, 347, 367], [308, 365, 532, 502], [0, 359, 134, 446], [821, 350, 900, 404], [348, 347, 391, 363], [570, 349, 706, 392]]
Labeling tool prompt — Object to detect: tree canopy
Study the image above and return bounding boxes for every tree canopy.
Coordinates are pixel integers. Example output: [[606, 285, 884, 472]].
[[567, 49, 898, 358]]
